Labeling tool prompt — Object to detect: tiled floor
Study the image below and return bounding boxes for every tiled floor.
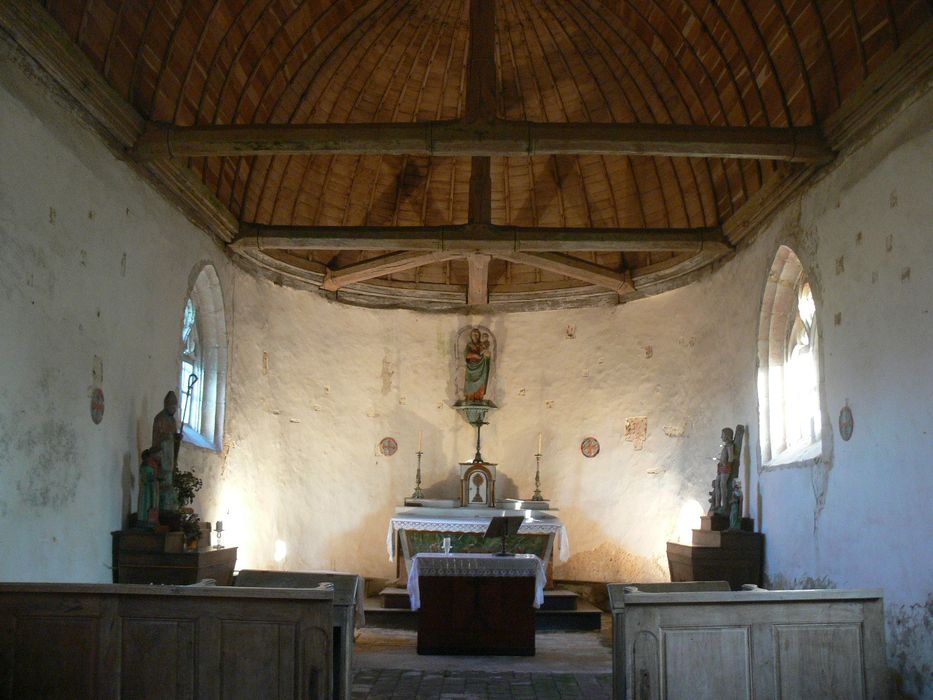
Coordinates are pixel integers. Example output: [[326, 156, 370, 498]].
[[351, 618, 612, 699]]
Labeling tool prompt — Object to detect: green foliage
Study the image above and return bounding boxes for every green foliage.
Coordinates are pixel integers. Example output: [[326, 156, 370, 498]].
[[173, 467, 203, 507]]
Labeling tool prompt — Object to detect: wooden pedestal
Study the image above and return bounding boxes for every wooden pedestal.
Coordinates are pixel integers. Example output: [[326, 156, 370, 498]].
[[666, 516, 763, 590], [417, 575, 536, 655], [112, 530, 237, 585]]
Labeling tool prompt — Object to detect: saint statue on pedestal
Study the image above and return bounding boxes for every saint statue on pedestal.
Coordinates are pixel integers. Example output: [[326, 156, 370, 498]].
[[456, 326, 496, 404]]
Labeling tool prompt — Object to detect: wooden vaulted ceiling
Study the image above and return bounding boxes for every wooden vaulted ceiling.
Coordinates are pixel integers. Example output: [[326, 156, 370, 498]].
[[23, 0, 933, 309]]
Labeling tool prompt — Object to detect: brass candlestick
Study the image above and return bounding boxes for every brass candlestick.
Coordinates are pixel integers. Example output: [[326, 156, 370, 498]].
[[531, 452, 544, 501], [411, 450, 425, 499]]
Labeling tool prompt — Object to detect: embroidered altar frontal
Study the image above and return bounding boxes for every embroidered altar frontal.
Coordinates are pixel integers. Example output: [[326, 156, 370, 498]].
[[387, 507, 569, 573]]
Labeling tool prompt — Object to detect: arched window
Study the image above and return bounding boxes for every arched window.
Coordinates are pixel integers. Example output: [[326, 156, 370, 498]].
[[757, 246, 822, 464], [179, 264, 227, 450]]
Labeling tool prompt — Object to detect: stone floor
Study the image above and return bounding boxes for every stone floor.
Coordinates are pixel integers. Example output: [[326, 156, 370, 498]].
[[350, 617, 612, 699], [350, 669, 611, 699]]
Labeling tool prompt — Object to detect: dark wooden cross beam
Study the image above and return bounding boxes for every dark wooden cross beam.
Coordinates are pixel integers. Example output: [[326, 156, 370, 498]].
[[135, 121, 832, 164]]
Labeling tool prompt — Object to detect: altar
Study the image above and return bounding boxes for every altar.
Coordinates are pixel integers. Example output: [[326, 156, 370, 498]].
[[409, 553, 545, 655], [386, 506, 569, 579]]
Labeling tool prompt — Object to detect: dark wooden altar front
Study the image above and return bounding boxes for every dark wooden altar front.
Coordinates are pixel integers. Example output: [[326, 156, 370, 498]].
[[411, 553, 542, 656], [418, 575, 536, 655]]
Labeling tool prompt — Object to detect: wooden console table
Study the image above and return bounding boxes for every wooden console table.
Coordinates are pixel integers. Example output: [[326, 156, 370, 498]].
[[409, 553, 545, 656], [112, 530, 237, 585]]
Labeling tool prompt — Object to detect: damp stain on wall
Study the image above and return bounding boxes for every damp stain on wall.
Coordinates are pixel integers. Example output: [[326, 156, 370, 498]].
[[13, 418, 81, 508], [887, 593, 932, 698]]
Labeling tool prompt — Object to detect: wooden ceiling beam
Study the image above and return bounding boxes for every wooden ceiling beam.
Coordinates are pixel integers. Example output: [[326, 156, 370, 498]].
[[500, 252, 635, 295], [320, 251, 459, 291], [233, 223, 730, 254], [467, 253, 491, 305], [134, 121, 833, 163]]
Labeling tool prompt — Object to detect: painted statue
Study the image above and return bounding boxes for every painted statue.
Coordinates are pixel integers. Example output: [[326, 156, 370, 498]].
[[711, 427, 736, 513], [457, 326, 495, 403], [727, 479, 743, 531], [151, 391, 181, 512], [136, 449, 160, 528]]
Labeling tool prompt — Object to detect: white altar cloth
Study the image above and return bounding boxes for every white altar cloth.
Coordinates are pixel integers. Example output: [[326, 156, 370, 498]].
[[407, 553, 547, 610], [386, 507, 569, 563]]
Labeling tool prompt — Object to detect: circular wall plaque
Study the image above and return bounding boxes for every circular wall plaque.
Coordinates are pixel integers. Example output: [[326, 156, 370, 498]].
[[838, 405, 854, 441], [378, 437, 398, 456], [90, 387, 105, 424], [580, 437, 600, 458]]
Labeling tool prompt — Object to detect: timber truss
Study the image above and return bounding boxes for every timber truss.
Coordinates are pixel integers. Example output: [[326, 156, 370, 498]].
[[5, 0, 930, 309]]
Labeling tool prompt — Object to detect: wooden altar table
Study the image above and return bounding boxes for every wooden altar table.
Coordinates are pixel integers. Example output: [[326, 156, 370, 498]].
[[409, 553, 545, 656]]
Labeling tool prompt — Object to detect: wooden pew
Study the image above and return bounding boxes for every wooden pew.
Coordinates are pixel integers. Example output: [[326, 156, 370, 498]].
[[607, 584, 887, 700], [234, 570, 363, 700], [607, 581, 730, 700], [0, 582, 333, 699]]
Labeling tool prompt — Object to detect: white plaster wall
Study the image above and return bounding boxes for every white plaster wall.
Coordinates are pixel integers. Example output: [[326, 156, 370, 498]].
[[202, 271, 758, 584], [0, 47, 232, 582]]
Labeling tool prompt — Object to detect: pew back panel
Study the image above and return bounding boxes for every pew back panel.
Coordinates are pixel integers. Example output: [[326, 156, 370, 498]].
[[0, 583, 333, 700], [608, 586, 887, 700]]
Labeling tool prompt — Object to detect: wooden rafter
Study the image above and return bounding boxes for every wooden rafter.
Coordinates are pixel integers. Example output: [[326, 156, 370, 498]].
[[134, 121, 833, 163], [320, 251, 458, 291], [233, 223, 731, 254], [500, 252, 634, 294]]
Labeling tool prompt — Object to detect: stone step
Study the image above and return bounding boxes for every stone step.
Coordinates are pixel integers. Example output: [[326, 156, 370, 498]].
[[363, 595, 601, 632]]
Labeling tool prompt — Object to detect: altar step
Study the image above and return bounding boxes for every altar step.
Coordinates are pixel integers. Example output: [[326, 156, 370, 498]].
[[364, 587, 601, 632]]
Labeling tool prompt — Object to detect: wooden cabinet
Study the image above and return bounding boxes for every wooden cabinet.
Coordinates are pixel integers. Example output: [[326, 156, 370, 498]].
[[112, 530, 237, 585]]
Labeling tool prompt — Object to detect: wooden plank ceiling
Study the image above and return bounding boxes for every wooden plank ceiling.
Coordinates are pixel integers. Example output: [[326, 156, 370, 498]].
[[25, 0, 933, 308]]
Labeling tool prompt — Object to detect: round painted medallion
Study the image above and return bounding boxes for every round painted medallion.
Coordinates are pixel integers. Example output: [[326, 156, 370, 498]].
[[378, 437, 398, 456], [580, 437, 600, 458], [838, 405, 854, 441], [90, 387, 105, 424]]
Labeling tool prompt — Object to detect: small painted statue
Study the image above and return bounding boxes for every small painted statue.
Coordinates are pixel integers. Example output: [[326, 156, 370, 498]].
[[711, 427, 736, 513], [136, 449, 160, 528], [463, 328, 492, 401], [727, 479, 743, 531]]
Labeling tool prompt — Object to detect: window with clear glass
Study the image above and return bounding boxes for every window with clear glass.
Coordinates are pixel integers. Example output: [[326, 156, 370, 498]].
[[179, 265, 227, 450], [179, 298, 203, 434], [758, 247, 823, 464]]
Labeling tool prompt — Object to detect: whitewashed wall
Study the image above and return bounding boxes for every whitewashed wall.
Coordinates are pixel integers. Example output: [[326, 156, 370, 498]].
[[0, 46, 232, 582]]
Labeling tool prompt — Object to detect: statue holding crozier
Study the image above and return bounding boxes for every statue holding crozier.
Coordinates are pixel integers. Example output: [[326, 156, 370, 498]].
[[151, 390, 182, 512]]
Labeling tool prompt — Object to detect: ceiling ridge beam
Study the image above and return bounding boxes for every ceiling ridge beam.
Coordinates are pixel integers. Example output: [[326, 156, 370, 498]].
[[134, 120, 832, 163], [233, 223, 729, 253]]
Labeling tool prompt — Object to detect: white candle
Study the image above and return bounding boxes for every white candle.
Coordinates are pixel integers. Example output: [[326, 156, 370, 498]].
[[537, 433, 543, 455], [418, 431, 423, 452]]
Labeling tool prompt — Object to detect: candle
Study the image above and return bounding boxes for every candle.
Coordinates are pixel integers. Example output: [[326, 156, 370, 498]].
[[537, 433, 543, 455], [418, 431, 423, 452]]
